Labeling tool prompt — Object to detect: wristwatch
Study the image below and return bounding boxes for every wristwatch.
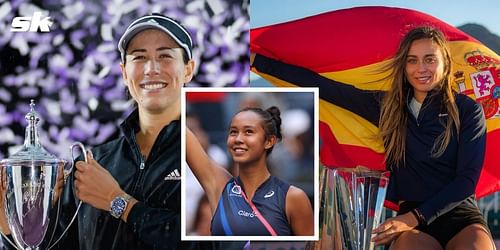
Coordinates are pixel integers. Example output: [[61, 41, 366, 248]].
[[110, 193, 133, 219]]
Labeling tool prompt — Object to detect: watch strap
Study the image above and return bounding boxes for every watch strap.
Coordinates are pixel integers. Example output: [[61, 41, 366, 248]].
[[120, 193, 133, 202]]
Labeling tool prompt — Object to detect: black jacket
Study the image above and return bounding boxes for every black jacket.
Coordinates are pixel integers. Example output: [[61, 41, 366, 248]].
[[388, 90, 485, 224], [56, 109, 192, 250]]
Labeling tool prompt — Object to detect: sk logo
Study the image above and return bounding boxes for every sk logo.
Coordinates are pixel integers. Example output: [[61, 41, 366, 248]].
[[11, 12, 53, 32]]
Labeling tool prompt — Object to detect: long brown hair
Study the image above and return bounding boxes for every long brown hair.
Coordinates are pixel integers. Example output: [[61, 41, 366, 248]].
[[379, 26, 460, 166]]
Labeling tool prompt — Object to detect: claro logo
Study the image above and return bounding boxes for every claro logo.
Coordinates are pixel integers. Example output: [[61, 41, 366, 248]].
[[11, 12, 53, 32], [238, 210, 255, 218]]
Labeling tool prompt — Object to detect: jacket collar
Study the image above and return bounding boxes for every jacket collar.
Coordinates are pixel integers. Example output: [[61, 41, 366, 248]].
[[119, 108, 181, 156], [120, 108, 141, 141], [406, 88, 442, 109]]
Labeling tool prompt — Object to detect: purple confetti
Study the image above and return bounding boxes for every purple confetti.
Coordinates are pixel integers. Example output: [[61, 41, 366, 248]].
[[0, 0, 249, 161]]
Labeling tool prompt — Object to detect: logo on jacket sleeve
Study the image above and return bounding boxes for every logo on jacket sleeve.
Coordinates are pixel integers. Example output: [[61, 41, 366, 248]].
[[164, 169, 181, 180]]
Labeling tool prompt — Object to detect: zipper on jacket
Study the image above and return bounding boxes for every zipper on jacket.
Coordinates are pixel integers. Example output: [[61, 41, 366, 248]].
[[133, 148, 146, 193], [131, 135, 146, 170], [416, 98, 431, 127], [407, 91, 422, 127], [132, 156, 146, 194], [139, 158, 145, 170], [130, 132, 146, 194]]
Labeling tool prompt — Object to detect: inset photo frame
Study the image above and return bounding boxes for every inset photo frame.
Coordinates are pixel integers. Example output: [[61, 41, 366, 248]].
[[181, 87, 319, 241]]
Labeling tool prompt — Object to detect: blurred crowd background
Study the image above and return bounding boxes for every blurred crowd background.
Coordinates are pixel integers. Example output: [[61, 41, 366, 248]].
[[0, 0, 249, 160], [185, 91, 316, 236]]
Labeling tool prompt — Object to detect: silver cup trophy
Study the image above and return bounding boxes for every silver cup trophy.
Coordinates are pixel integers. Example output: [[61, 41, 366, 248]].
[[318, 166, 390, 250], [0, 101, 87, 250]]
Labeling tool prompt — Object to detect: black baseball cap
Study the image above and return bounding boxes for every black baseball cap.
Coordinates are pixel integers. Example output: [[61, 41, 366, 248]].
[[118, 14, 193, 62]]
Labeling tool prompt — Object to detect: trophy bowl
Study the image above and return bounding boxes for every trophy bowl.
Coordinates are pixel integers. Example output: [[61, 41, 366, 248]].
[[0, 101, 83, 250], [0, 158, 66, 250]]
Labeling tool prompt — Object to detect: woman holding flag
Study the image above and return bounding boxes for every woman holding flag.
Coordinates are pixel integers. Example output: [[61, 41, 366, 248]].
[[251, 26, 494, 249]]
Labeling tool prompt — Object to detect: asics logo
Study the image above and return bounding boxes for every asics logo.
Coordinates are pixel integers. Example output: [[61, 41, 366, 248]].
[[231, 185, 241, 195], [264, 191, 275, 198]]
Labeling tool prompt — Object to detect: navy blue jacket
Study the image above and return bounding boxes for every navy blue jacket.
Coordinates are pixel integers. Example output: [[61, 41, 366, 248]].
[[253, 54, 487, 225]]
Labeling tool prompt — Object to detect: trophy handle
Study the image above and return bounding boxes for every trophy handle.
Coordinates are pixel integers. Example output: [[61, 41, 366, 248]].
[[69, 142, 89, 169], [46, 142, 89, 250]]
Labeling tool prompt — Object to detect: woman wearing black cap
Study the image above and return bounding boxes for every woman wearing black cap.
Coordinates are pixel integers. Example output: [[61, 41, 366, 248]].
[[0, 13, 199, 250], [187, 106, 314, 236], [69, 13, 195, 250]]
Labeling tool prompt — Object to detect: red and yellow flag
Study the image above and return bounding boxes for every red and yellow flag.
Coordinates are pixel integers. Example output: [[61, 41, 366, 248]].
[[250, 6, 500, 198]]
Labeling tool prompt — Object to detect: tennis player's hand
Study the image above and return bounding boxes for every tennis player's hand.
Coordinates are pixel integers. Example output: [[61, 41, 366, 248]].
[[372, 212, 419, 245], [74, 151, 123, 211], [0, 168, 10, 235]]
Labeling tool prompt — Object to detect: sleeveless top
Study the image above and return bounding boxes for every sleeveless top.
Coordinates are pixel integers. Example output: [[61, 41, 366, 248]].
[[211, 176, 292, 236]]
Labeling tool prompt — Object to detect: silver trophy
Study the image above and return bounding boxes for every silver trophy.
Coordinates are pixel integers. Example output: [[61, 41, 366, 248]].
[[318, 166, 389, 250], [0, 101, 87, 250]]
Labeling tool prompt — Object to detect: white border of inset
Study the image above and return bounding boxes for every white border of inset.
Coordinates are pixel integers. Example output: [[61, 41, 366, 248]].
[[181, 87, 319, 241]]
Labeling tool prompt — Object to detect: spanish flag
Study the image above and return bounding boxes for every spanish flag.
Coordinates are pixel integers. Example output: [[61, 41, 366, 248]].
[[250, 6, 500, 198]]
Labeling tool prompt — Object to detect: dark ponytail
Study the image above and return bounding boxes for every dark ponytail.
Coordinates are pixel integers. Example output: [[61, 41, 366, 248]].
[[266, 106, 282, 142]]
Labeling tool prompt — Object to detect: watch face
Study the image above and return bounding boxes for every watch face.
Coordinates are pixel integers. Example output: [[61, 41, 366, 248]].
[[111, 197, 126, 218]]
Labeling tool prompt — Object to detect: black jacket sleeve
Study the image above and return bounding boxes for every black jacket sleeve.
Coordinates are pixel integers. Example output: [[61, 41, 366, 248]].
[[417, 99, 486, 224], [253, 53, 383, 126]]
